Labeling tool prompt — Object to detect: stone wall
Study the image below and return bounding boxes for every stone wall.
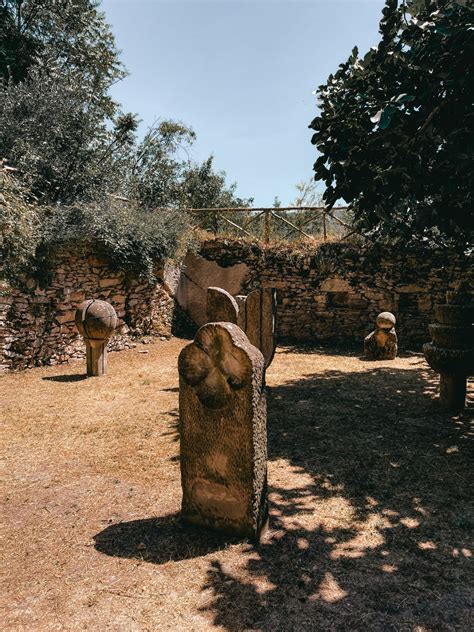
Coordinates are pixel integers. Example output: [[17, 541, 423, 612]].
[[0, 243, 176, 372], [197, 240, 473, 350], [1, 238, 472, 371]]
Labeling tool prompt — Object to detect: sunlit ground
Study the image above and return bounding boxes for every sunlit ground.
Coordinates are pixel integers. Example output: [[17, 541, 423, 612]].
[[1, 339, 472, 631]]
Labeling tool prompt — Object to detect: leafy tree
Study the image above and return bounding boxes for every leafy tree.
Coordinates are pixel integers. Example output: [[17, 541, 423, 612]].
[[310, 0, 474, 247], [0, 0, 124, 98], [0, 66, 137, 204], [179, 156, 252, 210], [0, 163, 39, 283], [0, 0, 135, 203]]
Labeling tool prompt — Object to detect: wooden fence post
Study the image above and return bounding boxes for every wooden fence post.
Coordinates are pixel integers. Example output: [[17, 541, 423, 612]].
[[264, 210, 270, 244]]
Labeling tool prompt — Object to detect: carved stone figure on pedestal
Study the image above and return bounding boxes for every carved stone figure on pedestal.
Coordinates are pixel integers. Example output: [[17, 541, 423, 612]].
[[178, 322, 268, 540], [423, 289, 474, 411], [206, 286, 277, 367], [75, 299, 118, 376], [364, 311, 398, 360]]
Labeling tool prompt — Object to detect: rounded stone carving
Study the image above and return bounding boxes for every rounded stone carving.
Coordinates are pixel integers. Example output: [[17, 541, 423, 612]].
[[178, 323, 251, 409], [376, 311, 396, 329], [75, 299, 118, 341]]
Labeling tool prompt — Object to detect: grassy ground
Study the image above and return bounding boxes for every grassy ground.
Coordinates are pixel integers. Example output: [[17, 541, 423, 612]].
[[1, 339, 472, 631]]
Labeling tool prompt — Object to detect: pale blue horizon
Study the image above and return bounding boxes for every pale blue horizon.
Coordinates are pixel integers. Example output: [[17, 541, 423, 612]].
[[101, 0, 385, 206]]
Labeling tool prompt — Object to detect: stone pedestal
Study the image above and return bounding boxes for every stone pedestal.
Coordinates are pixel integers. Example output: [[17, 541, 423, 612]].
[[85, 339, 108, 377], [206, 286, 277, 367], [75, 299, 118, 377], [364, 311, 398, 360], [178, 322, 267, 541], [423, 292, 474, 411]]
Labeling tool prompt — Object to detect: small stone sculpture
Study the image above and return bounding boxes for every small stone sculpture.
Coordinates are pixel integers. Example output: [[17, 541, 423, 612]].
[[423, 289, 474, 411], [364, 311, 398, 360], [206, 286, 277, 367], [75, 299, 118, 376], [178, 322, 268, 540]]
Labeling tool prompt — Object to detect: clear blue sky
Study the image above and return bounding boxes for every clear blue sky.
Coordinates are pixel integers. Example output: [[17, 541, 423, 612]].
[[101, 0, 385, 206]]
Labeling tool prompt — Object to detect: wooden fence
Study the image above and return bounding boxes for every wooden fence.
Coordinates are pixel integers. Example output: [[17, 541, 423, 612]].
[[184, 206, 355, 243]]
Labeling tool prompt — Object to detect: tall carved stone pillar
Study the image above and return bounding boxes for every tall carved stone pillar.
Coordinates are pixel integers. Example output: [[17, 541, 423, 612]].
[[178, 322, 268, 540]]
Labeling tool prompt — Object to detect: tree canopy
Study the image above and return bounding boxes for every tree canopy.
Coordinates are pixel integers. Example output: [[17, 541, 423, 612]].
[[0, 1, 249, 280], [310, 0, 473, 248]]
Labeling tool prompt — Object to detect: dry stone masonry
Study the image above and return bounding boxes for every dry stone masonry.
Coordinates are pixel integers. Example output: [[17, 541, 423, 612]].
[[178, 322, 268, 540], [364, 312, 398, 360], [75, 299, 118, 376], [199, 240, 473, 348], [206, 286, 277, 367], [1, 238, 473, 371], [0, 243, 177, 372], [423, 289, 474, 411]]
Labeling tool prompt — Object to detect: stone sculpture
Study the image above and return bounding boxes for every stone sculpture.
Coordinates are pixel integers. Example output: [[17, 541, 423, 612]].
[[75, 299, 118, 376], [206, 286, 277, 367], [178, 322, 268, 540], [206, 287, 239, 324], [364, 311, 398, 360], [423, 289, 474, 411]]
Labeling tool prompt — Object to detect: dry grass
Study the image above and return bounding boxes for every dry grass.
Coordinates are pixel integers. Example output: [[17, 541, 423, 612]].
[[1, 340, 473, 631]]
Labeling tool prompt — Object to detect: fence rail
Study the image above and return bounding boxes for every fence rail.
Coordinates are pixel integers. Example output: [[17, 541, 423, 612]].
[[184, 206, 353, 243]]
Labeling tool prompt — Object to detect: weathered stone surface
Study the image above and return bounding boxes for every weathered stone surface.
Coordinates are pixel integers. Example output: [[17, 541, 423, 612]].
[[75, 299, 118, 377], [206, 287, 277, 368], [174, 252, 249, 326], [243, 288, 277, 368], [376, 312, 396, 329], [206, 287, 239, 324], [423, 291, 474, 411], [364, 312, 398, 360], [364, 328, 398, 360], [178, 322, 267, 540], [75, 299, 118, 341], [434, 304, 474, 326]]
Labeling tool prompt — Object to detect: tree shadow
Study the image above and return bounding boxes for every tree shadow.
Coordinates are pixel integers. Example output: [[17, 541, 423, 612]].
[[94, 514, 241, 564], [200, 365, 473, 630], [91, 355, 472, 630], [42, 374, 87, 382]]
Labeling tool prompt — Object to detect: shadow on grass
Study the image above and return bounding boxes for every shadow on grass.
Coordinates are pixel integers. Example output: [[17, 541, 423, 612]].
[[95, 359, 473, 630], [200, 366, 473, 630], [42, 374, 88, 382], [94, 514, 241, 564]]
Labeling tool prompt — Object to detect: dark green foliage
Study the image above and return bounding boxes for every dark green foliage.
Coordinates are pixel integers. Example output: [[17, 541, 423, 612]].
[[0, 0, 124, 95], [0, 167, 39, 283], [38, 199, 191, 281], [310, 0, 474, 248], [0, 66, 137, 204], [0, 1, 251, 283]]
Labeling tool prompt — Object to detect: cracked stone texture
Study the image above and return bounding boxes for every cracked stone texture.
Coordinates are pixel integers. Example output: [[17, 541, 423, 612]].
[[178, 322, 267, 540]]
